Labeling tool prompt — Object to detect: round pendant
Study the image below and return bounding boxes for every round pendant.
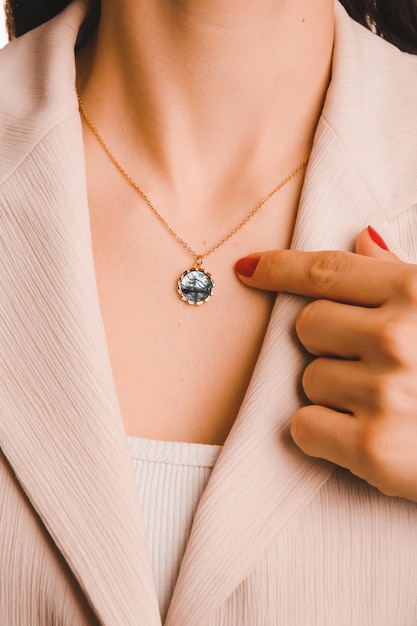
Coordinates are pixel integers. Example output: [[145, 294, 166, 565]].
[[177, 268, 214, 305]]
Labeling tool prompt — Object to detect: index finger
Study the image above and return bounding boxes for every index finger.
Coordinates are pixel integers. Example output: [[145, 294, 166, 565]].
[[235, 249, 404, 306]]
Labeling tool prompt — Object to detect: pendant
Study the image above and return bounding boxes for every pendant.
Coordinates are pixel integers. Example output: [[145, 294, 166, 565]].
[[177, 259, 214, 305]]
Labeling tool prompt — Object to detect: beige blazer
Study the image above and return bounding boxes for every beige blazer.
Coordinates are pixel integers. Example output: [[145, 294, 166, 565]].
[[0, 1, 416, 624]]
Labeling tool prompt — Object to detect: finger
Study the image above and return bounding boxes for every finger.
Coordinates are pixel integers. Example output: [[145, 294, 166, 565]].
[[355, 225, 400, 261], [291, 404, 417, 498], [296, 299, 383, 359], [235, 249, 406, 306], [302, 358, 371, 414], [291, 404, 359, 471]]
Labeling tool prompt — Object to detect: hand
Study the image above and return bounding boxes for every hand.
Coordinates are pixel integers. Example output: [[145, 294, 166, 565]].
[[236, 226, 417, 502]]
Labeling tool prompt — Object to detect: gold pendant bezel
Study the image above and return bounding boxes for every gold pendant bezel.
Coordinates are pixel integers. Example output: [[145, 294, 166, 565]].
[[177, 267, 215, 305]]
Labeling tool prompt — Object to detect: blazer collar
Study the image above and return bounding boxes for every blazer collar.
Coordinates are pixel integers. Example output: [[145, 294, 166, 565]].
[[1, 2, 417, 625]]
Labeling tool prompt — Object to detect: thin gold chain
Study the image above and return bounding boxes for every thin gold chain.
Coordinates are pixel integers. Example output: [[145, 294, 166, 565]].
[[76, 88, 308, 265]]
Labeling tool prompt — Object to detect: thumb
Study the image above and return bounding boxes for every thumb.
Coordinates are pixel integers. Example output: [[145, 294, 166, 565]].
[[356, 225, 400, 261]]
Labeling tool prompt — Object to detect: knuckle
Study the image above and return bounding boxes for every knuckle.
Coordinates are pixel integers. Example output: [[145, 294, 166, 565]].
[[357, 423, 387, 470], [357, 421, 399, 482], [364, 371, 409, 418], [365, 374, 396, 412], [307, 251, 351, 292], [372, 316, 408, 363], [396, 269, 417, 304], [356, 419, 412, 497], [265, 250, 288, 280]]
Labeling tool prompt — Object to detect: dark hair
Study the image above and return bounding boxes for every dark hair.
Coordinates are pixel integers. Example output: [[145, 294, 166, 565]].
[[4, 0, 417, 54], [341, 0, 417, 54], [5, 0, 100, 43]]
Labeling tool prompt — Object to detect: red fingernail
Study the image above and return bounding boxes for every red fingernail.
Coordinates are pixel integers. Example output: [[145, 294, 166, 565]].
[[368, 225, 389, 251], [235, 256, 260, 277]]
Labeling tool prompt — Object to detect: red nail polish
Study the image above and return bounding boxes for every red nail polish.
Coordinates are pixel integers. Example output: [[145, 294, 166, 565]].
[[368, 225, 389, 251], [235, 256, 260, 278]]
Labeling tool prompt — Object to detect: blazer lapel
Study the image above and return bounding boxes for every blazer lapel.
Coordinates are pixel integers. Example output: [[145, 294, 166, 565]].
[[0, 3, 161, 624], [165, 4, 417, 624]]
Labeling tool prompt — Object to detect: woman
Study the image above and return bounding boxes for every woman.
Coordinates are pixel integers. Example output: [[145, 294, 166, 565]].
[[1, 0, 417, 624]]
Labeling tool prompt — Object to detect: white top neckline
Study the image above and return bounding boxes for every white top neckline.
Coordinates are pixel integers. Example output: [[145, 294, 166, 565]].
[[127, 435, 222, 468]]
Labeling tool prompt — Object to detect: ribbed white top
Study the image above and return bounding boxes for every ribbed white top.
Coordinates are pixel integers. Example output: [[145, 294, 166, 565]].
[[127, 436, 222, 619]]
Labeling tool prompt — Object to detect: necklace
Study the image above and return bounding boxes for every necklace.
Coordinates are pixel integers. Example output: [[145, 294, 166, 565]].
[[76, 89, 308, 305]]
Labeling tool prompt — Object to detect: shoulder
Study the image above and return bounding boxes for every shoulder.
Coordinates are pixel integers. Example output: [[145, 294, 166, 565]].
[[320, 3, 417, 217], [0, 0, 88, 186], [333, 1, 417, 90]]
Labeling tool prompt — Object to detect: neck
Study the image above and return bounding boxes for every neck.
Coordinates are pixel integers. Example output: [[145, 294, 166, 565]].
[[76, 0, 334, 198]]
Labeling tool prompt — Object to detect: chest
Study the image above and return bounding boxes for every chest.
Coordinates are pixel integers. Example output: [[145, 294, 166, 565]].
[[86, 165, 302, 444], [90, 230, 275, 444]]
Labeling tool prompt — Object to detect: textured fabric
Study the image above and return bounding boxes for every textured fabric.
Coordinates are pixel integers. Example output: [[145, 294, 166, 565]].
[[128, 437, 221, 620], [0, 1, 417, 625]]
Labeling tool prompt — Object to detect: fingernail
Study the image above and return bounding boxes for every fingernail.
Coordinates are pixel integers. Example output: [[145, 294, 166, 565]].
[[368, 225, 389, 251], [235, 256, 260, 278]]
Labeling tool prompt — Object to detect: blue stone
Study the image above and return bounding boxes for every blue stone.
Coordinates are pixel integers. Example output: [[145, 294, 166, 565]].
[[178, 268, 214, 304]]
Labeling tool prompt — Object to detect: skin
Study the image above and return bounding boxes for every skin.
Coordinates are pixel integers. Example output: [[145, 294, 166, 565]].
[[76, 0, 333, 192], [237, 228, 417, 503], [76, 1, 416, 502], [73, 0, 417, 503], [76, 0, 334, 445]]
